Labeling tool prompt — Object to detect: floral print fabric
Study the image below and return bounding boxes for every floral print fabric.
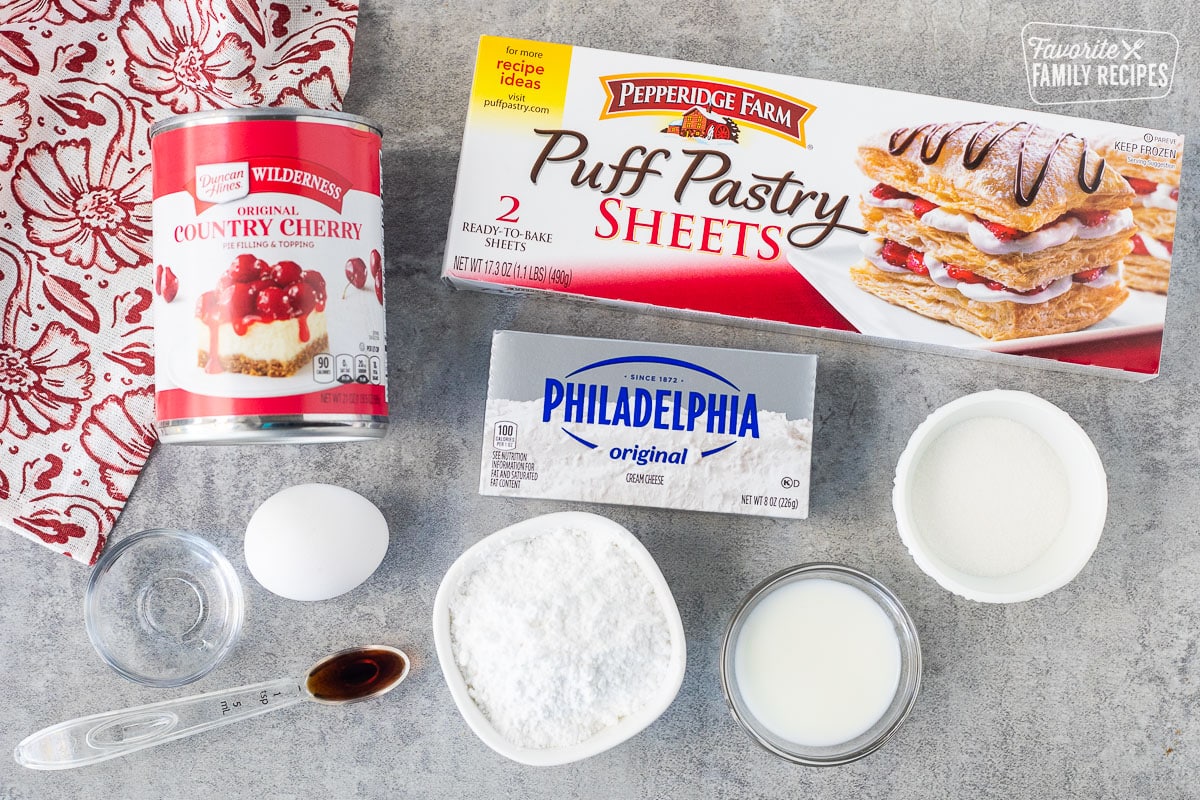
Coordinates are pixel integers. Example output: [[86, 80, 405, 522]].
[[0, 0, 358, 564]]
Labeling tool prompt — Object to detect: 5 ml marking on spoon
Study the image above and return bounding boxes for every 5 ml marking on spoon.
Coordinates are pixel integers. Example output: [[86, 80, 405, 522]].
[[219, 690, 286, 715]]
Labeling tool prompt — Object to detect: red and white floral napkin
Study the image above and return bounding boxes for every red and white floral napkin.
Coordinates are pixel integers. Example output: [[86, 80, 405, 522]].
[[0, 0, 359, 564]]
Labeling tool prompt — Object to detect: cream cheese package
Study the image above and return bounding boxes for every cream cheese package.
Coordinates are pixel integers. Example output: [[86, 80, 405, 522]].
[[441, 36, 1185, 380], [480, 331, 817, 519]]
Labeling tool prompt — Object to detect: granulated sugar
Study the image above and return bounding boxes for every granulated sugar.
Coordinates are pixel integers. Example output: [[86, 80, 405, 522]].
[[910, 416, 1070, 577], [448, 526, 672, 749]]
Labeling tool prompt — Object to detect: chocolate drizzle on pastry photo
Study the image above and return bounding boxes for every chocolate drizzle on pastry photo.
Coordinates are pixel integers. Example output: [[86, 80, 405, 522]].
[[1095, 139, 1180, 295], [852, 120, 1135, 341]]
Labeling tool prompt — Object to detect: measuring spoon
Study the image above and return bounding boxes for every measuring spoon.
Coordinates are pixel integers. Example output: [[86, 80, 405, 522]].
[[14, 644, 409, 770]]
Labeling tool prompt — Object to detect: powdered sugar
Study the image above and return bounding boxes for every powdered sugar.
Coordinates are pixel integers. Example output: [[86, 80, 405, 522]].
[[448, 526, 673, 749]]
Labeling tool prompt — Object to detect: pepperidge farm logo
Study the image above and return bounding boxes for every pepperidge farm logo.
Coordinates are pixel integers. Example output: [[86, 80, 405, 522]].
[[599, 74, 815, 146], [1022, 22, 1178, 105]]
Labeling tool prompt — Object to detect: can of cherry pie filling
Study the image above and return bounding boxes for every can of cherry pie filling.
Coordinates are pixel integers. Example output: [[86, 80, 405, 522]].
[[150, 109, 388, 444]]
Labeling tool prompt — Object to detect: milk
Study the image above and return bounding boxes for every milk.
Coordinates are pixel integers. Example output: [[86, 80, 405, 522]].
[[732, 578, 901, 747]]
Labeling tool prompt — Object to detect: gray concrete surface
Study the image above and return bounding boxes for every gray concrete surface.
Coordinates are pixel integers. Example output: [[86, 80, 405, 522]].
[[3, 1, 1198, 797]]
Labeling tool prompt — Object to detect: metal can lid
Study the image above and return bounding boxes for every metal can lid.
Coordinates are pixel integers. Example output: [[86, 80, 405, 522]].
[[150, 107, 382, 138]]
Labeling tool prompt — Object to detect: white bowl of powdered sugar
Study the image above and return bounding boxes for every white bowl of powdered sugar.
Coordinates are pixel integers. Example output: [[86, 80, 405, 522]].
[[893, 390, 1108, 603], [433, 511, 686, 765]]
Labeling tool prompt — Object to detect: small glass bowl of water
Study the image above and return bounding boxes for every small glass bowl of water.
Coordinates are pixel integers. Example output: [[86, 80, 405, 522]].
[[720, 563, 921, 766], [85, 529, 244, 687]]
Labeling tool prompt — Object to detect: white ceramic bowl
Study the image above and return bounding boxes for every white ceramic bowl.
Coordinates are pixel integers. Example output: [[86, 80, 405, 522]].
[[432, 511, 687, 766], [893, 390, 1107, 603]]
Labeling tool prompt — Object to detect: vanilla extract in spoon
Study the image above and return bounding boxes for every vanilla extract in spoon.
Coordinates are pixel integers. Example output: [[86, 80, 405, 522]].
[[305, 646, 410, 703], [15, 644, 410, 770]]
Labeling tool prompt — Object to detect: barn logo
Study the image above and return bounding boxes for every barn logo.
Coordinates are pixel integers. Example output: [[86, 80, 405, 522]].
[[599, 74, 815, 146], [661, 106, 740, 143]]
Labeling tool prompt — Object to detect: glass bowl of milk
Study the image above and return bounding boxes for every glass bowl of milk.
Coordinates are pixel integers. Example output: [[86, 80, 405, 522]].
[[720, 563, 921, 766]]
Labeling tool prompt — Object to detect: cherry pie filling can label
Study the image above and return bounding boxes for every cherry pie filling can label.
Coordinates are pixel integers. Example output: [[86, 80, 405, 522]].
[[151, 109, 388, 443]]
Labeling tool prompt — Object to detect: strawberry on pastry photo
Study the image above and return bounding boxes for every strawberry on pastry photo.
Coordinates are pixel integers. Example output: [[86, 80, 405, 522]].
[[851, 121, 1135, 341]]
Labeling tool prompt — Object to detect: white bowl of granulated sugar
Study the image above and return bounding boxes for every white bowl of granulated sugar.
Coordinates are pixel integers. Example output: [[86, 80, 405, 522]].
[[433, 511, 687, 766], [893, 390, 1108, 603]]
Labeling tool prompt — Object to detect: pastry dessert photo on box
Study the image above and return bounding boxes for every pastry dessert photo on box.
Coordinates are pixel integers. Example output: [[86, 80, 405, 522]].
[[852, 121, 1135, 342], [1096, 138, 1180, 294]]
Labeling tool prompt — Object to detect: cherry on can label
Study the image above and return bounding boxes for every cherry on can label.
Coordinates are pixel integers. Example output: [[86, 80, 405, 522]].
[[151, 109, 388, 444]]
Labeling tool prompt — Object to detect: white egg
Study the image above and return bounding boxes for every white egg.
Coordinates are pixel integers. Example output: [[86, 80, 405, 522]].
[[244, 483, 388, 601]]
